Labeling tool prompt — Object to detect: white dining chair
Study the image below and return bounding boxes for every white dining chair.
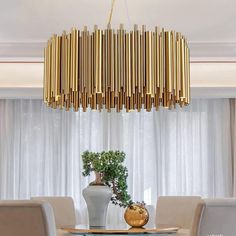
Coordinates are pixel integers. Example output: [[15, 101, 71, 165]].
[[0, 200, 57, 236], [198, 198, 236, 236], [156, 196, 204, 236], [31, 196, 77, 228]]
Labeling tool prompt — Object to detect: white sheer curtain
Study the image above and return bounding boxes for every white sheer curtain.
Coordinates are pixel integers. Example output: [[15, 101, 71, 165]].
[[0, 99, 232, 223]]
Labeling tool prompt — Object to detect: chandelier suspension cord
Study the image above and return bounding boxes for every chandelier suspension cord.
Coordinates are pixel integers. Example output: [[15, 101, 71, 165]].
[[107, 0, 116, 26]]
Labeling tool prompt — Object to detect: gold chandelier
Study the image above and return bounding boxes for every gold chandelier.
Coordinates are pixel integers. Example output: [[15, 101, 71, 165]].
[[43, 1, 190, 112]]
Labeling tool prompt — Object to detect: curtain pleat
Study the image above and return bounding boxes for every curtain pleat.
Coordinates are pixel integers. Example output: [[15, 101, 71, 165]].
[[230, 99, 236, 196]]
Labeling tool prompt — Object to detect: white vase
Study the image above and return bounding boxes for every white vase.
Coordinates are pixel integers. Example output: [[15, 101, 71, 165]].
[[83, 185, 113, 227]]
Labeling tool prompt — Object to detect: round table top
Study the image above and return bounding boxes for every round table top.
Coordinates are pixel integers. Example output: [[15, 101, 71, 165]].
[[61, 224, 179, 235]]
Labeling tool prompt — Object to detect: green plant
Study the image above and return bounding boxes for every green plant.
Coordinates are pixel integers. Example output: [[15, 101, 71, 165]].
[[82, 150, 133, 208]]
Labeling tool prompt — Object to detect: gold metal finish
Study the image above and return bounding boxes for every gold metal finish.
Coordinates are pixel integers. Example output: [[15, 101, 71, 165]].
[[44, 25, 190, 112], [124, 204, 149, 228]]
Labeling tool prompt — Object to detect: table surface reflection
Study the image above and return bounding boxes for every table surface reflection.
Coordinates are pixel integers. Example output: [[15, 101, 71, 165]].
[[61, 224, 179, 235]]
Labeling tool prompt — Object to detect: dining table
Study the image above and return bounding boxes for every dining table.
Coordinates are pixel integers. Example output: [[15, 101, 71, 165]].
[[61, 224, 179, 236]]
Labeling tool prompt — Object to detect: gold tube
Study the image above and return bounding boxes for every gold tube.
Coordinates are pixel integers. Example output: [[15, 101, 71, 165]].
[[55, 35, 61, 101], [151, 32, 155, 99], [136, 27, 141, 94], [155, 27, 160, 89], [171, 31, 176, 97], [86, 27, 89, 96], [120, 25, 125, 89], [125, 33, 131, 97], [75, 29, 79, 92], [91, 33, 94, 96], [180, 37, 186, 100], [102, 31, 106, 96], [79, 32, 82, 95], [146, 31, 152, 95], [82, 27, 85, 93], [71, 28, 75, 92], [107, 27, 111, 91], [48, 43, 52, 105], [95, 27, 102, 93], [66, 34, 70, 95], [131, 29, 136, 95], [163, 89, 168, 108], [74, 91, 78, 111], [61, 32, 67, 97], [111, 29, 115, 92], [80, 29, 84, 93], [69, 31, 73, 93], [153, 29, 157, 95], [159, 29, 164, 99], [176, 33, 181, 101], [51, 35, 56, 99], [88, 30, 92, 98], [185, 45, 190, 104], [187, 47, 190, 104], [48, 43, 51, 105], [98, 29, 102, 94], [165, 31, 172, 94], [141, 25, 145, 97], [114, 33, 118, 97], [50, 38, 54, 101], [184, 43, 187, 103], [134, 25, 138, 89], [117, 27, 121, 93], [92, 30, 96, 97], [104, 28, 108, 95]]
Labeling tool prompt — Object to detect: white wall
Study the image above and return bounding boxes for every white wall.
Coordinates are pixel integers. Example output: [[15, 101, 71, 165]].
[[0, 61, 236, 98]]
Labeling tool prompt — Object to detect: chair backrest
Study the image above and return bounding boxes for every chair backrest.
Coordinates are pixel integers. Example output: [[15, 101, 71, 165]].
[[31, 196, 76, 228], [0, 200, 56, 236], [198, 198, 236, 236], [156, 196, 203, 231]]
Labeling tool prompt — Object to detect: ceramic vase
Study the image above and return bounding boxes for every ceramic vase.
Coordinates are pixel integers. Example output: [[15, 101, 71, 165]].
[[83, 185, 112, 227]]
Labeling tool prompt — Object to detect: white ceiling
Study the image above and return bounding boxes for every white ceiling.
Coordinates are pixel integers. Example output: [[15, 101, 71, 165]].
[[0, 0, 236, 42], [0, 0, 236, 58]]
